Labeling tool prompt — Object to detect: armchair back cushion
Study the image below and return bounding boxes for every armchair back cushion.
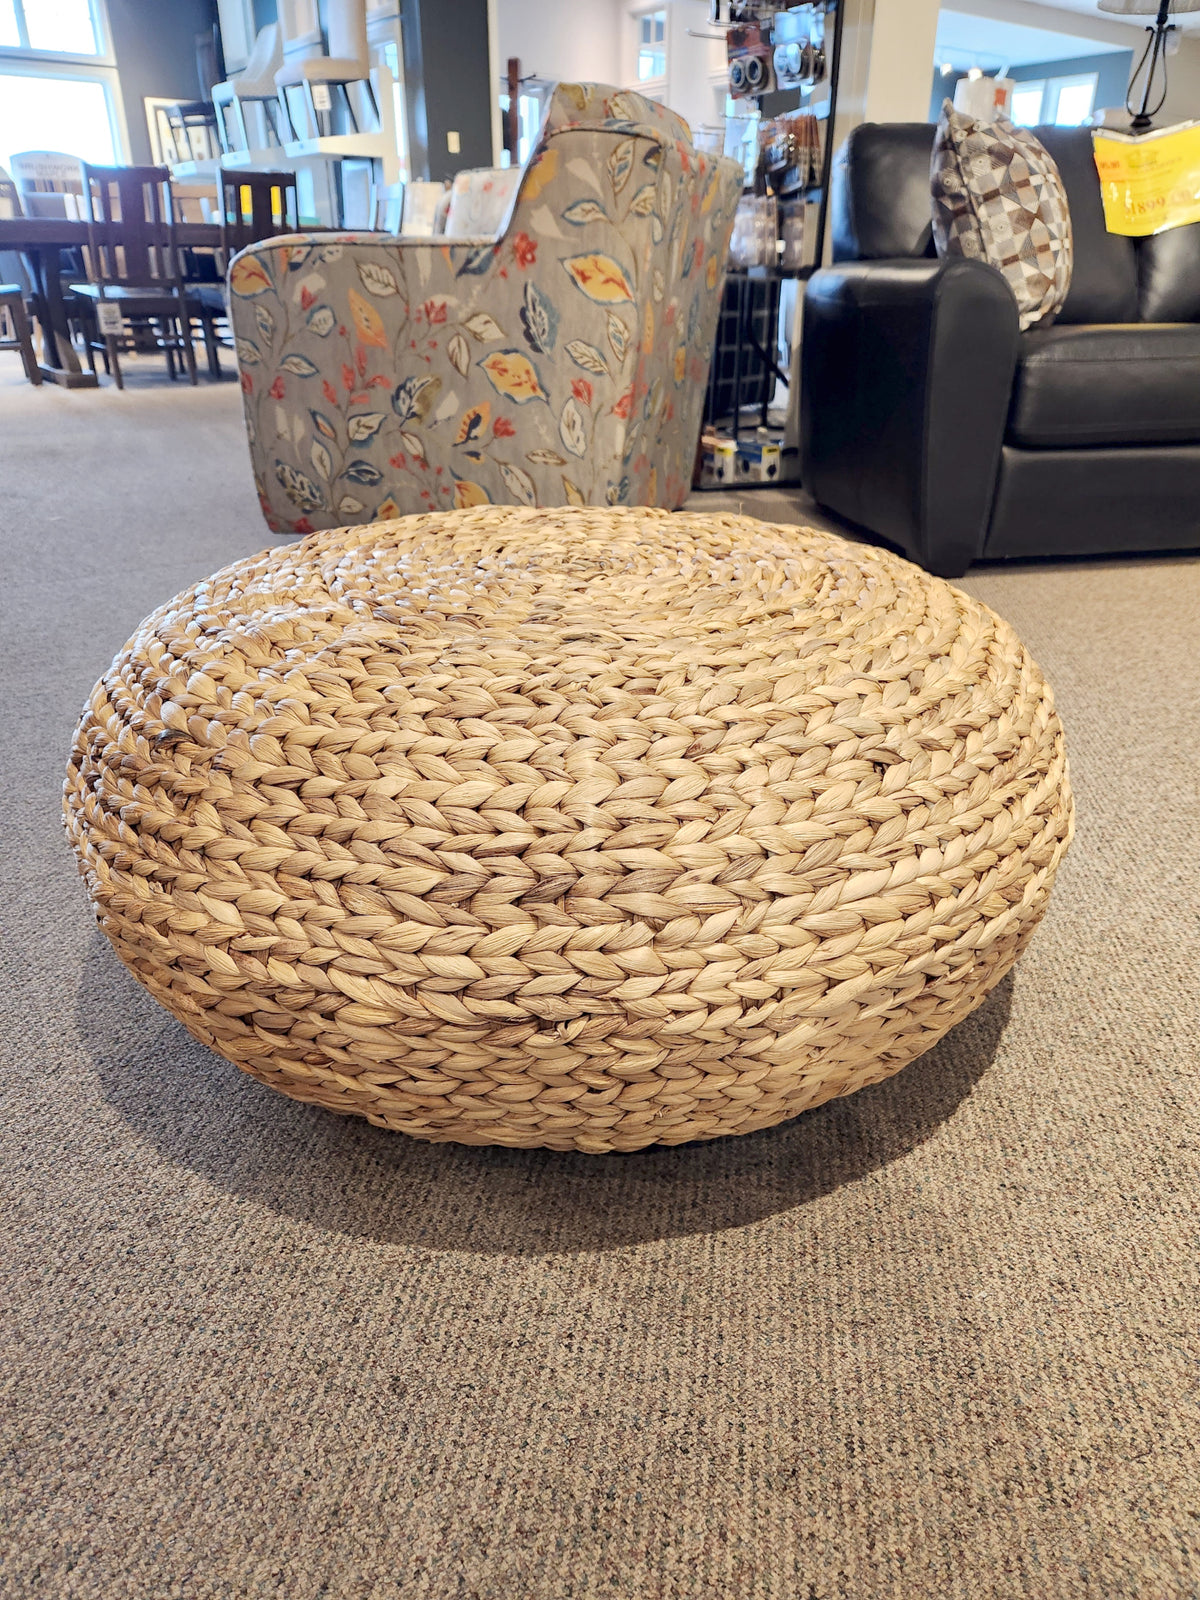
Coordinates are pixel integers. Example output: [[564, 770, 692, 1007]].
[[231, 83, 742, 533]]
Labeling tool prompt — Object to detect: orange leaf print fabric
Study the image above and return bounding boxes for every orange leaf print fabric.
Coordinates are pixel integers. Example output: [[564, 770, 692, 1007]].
[[348, 288, 387, 349], [480, 351, 547, 404], [561, 254, 635, 304], [229, 83, 744, 533], [519, 147, 559, 203], [229, 255, 273, 297], [454, 478, 491, 509]]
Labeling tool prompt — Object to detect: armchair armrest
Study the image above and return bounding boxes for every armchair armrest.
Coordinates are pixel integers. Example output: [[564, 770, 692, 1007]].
[[800, 257, 1019, 578]]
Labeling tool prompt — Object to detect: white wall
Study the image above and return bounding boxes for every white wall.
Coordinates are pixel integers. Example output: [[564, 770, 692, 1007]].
[[654, 0, 727, 136], [1162, 40, 1200, 125], [494, 0, 623, 87], [864, 0, 942, 123], [494, 1, 724, 132], [835, 0, 942, 131]]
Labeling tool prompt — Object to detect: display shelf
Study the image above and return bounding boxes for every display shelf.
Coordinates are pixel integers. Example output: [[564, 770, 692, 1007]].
[[697, 0, 846, 492]]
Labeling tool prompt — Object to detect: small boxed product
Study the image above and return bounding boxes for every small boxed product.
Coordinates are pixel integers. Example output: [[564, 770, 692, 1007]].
[[734, 439, 781, 482]]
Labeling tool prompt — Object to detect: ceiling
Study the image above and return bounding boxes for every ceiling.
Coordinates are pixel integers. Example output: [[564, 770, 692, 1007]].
[[934, 8, 1130, 72], [1020, 0, 1200, 29]]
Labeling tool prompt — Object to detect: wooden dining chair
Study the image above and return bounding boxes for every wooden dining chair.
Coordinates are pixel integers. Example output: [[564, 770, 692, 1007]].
[[8, 151, 91, 350], [185, 170, 300, 380], [0, 284, 42, 385], [74, 163, 197, 388], [219, 169, 300, 257]]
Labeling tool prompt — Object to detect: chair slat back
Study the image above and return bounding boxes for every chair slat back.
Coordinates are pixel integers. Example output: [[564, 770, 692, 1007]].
[[220, 170, 299, 258], [82, 164, 178, 288]]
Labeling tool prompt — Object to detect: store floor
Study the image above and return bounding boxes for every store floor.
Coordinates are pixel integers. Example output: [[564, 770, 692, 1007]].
[[2, 359, 1198, 1600]]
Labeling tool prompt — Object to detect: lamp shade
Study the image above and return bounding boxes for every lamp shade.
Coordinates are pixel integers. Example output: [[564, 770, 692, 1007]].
[[1098, 0, 1200, 13]]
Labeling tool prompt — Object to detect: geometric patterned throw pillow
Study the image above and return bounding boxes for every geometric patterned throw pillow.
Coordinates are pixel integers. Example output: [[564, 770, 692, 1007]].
[[931, 100, 1073, 331]]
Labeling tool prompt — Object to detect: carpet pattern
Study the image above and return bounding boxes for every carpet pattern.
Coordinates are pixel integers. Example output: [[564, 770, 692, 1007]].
[[1, 359, 1197, 1599]]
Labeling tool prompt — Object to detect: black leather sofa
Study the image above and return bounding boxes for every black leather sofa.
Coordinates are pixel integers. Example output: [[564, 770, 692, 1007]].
[[800, 122, 1200, 576]]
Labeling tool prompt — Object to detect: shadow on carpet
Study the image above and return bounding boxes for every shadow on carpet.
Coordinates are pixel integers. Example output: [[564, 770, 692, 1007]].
[[79, 931, 1013, 1255]]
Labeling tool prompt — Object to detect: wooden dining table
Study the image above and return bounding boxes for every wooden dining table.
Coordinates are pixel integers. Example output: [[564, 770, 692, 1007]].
[[0, 217, 224, 387]]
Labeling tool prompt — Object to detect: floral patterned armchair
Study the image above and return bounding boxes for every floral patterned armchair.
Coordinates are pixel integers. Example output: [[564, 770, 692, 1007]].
[[229, 83, 743, 534]]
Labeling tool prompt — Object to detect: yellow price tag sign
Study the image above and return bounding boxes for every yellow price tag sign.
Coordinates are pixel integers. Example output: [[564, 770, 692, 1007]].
[[1092, 122, 1200, 236]]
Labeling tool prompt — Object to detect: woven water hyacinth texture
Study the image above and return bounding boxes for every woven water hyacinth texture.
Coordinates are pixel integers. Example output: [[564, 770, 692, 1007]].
[[63, 508, 1073, 1153], [931, 102, 1073, 331]]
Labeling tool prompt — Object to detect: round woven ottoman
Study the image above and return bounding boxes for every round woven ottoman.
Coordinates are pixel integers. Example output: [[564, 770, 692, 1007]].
[[65, 508, 1072, 1153]]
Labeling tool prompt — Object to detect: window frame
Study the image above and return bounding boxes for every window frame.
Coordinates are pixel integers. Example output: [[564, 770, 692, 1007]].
[[1009, 70, 1100, 129], [1009, 81, 1047, 126], [633, 4, 669, 90], [0, 0, 129, 168], [2, 0, 110, 65], [1048, 72, 1099, 126]]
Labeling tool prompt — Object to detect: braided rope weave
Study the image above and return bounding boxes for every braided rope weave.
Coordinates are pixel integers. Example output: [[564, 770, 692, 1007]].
[[64, 509, 1073, 1153]]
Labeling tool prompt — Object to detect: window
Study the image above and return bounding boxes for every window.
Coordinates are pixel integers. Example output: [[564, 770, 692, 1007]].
[[1052, 75, 1098, 126], [0, 71, 115, 169], [637, 8, 667, 84], [1010, 83, 1046, 126], [0, 0, 123, 173], [1010, 73, 1098, 129], [2, 0, 102, 56], [724, 92, 760, 185]]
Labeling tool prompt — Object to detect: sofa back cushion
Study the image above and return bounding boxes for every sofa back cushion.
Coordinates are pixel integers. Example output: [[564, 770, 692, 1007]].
[[832, 122, 1143, 325], [831, 123, 940, 261], [1034, 127, 1138, 322], [1138, 223, 1200, 320]]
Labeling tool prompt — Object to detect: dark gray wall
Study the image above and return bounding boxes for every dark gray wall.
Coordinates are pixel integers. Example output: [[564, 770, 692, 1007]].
[[401, 0, 493, 182], [930, 51, 1132, 123], [108, 0, 221, 164]]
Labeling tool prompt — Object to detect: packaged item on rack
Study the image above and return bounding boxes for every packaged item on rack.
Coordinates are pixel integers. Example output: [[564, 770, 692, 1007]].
[[697, 435, 781, 487], [698, 435, 739, 486], [711, 0, 779, 27], [779, 199, 806, 269], [727, 19, 776, 99], [761, 112, 822, 194], [773, 7, 826, 90], [728, 194, 778, 269], [735, 438, 781, 482]]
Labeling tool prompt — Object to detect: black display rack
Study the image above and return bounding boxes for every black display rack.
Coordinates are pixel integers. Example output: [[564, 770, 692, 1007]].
[[699, 0, 845, 488]]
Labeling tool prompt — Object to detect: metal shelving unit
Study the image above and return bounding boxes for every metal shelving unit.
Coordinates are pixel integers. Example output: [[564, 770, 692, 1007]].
[[698, 0, 845, 490]]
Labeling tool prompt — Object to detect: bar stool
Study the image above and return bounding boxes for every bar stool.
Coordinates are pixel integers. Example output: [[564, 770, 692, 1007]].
[[212, 23, 286, 153], [0, 284, 42, 385], [275, 0, 380, 141]]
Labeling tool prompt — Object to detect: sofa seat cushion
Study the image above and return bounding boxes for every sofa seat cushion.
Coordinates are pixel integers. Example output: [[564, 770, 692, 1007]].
[[1008, 323, 1200, 447]]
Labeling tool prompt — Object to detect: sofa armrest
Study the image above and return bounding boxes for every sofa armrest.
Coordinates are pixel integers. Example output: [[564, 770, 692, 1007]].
[[800, 257, 1019, 578]]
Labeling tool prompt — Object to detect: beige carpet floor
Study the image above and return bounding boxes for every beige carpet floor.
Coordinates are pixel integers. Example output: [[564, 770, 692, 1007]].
[[1, 355, 1198, 1600]]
